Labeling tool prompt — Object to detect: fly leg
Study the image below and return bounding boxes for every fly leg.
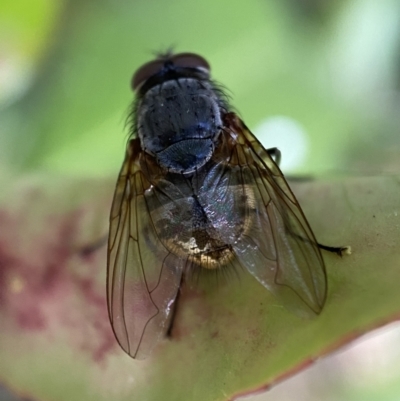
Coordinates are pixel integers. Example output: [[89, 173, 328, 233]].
[[288, 231, 350, 256], [166, 272, 185, 338], [316, 242, 351, 256], [79, 234, 108, 256], [266, 147, 281, 166]]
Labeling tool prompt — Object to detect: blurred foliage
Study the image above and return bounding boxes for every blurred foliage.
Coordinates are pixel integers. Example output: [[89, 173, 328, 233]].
[[1, 0, 399, 177]]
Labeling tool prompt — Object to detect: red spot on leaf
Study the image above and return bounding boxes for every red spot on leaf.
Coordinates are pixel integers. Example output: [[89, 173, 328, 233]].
[[16, 308, 46, 330], [0, 198, 116, 363]]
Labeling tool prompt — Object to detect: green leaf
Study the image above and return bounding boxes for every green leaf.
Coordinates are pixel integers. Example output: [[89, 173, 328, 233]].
[[0, 173, 399, 401]]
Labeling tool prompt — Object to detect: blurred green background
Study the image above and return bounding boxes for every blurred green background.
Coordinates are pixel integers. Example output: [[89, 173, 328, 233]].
[[1, 0, 400, 400], [1, 0, 400, 179]]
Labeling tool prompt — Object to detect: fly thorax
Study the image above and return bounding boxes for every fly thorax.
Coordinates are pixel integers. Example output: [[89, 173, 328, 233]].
[[137, 78, 223, 173]]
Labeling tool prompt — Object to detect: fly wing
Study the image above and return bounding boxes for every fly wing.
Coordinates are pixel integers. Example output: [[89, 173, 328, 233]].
[[107, 139, 184, 359], [225, 113, 327, 316]]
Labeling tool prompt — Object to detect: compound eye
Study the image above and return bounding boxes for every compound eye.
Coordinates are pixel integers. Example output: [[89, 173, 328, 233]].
[[171, 53, 210, 73], [131, 60, 164, 91]]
